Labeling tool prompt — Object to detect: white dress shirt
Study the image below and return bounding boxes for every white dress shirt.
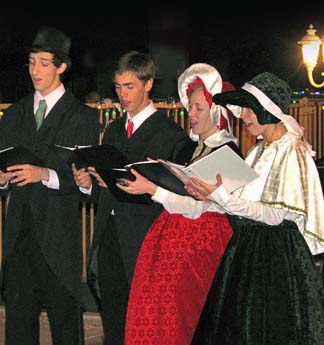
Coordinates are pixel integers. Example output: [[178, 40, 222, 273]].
[[0, 85, 66, 190], [35, 84, 66, 190]]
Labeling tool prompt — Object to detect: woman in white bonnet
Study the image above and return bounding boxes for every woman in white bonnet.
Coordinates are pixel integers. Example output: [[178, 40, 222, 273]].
[[187, 72, 324, 345], [118, 63, 241, 345]]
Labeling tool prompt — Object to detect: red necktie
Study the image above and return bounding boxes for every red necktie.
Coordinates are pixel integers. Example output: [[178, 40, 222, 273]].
[[127, 119, 134, 138]]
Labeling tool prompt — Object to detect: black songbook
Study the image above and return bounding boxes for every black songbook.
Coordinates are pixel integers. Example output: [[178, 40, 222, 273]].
[[49, 144, 153, 204], [49, 144, 259, 198], [116, 145, 259, 196], [49, 144, 130, 170], [101, 168, 152, 204], [115, 161, 190, 196], [0, 146, 43, 172]]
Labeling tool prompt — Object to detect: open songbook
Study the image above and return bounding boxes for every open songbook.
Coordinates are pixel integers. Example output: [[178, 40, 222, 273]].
[[121, 145, 259, 194], [156, 145, 259, 193], [0, 146, 43, 172]]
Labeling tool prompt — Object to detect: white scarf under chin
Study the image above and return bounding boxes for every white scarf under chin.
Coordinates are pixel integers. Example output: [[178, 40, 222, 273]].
[[189, 128, 237, 147]]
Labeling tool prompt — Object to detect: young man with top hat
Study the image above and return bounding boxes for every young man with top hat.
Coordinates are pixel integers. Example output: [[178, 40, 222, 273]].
[[179, 72, 324, 345], [0, 26, 100, 344], [72, 50, 189, 345]]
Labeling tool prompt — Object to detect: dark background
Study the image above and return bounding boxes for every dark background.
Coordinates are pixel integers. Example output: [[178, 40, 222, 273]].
[[1, 5, 324, 102]]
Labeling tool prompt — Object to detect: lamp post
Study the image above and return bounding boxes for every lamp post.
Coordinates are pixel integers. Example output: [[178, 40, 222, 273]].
[[298, 24, 324, 88]]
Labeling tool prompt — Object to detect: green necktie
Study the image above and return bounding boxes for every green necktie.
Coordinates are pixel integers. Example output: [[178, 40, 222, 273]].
[[35, 99, 47, 130]]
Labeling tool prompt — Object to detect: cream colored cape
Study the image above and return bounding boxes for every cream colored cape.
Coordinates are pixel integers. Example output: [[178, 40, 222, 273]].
[[238, 131, 324, 255]]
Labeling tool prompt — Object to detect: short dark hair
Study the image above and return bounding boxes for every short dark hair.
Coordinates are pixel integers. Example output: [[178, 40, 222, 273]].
[[114, 51, 157, 83], [28, 50, 66, 72], [52, 56, 64, 69]]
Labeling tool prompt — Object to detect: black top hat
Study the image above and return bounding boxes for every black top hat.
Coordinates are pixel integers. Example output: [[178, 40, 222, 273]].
[[28, 26, 71, 70]]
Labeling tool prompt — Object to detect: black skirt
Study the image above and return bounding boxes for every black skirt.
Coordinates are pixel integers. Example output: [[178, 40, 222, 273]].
[[191, 216, 324, 345]]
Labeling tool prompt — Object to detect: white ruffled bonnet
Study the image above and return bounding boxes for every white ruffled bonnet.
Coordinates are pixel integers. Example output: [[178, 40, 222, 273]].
[[177, 63, 223, 127]]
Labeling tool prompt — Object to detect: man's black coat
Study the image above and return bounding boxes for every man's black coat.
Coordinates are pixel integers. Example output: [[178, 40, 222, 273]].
[[0, 89, 100, 302], [88, 109, 190, 301]]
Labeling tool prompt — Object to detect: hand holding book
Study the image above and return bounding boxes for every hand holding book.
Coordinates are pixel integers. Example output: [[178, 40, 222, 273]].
[[51, 144, 258, 202], [50, 144, 154, 203], [116, 168, 159, 196], [156, 145, 259, 193], [112, 160, 190, 196], [185, 172, 224, 200]]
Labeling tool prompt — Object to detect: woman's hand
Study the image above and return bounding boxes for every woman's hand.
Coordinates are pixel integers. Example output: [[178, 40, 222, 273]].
[[185, 173, 223, 199], [116, 169, 157, 196]]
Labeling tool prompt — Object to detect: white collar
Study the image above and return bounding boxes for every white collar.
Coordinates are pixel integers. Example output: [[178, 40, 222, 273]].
[[34, 84, 65, 116], [189, 128, 237, 148], [126, 101, 157, 131]]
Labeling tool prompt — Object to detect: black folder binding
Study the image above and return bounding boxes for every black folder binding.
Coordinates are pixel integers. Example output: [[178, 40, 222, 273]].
[[118, 161, 190, 196], [49, 144, 196, 200], [116, 145, 259, 197], [49, 144, 130, 170], [49, 144, 190, 201], [0, 146, 43, 172], [49, 144, 153, 204]]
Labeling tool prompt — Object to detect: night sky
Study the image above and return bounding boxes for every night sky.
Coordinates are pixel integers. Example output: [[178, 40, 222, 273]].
[[1, 5, 324, 102]]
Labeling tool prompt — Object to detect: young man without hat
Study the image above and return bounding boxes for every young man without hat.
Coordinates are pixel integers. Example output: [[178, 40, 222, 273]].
[[73, 50, 189, 345]]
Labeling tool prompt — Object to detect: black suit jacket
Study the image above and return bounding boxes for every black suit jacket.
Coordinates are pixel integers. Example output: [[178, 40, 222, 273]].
[[0, 89, 100, 302], [88, 109, 189, 296]]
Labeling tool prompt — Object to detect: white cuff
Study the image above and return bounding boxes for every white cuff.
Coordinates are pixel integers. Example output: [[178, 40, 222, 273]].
[[42, 169, 59, 190]]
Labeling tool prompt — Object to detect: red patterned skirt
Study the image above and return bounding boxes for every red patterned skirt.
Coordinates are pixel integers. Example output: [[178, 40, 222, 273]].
[[125, 210, 233, 345]]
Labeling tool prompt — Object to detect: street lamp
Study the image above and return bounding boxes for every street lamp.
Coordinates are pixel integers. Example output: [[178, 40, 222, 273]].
[[298, 24, 324, 88]]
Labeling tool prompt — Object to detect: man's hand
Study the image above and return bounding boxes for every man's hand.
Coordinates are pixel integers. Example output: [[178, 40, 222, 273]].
[[87, 167, 108, 188], [72, 164, 94, 189], [6, 164, 49, 187], [0, 169, 13, 187]]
